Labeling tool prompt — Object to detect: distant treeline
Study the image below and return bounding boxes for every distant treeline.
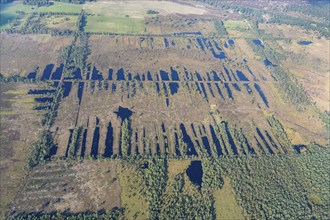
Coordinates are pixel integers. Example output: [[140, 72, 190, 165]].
[[54, 0, 86, 4], [0, 0, 13, 3], [9, 208, 124, 220], [285, 3, 330, 22], [23, 0, 50, 7], [195, 0, 329, 38], [268, 13, 330, 38]]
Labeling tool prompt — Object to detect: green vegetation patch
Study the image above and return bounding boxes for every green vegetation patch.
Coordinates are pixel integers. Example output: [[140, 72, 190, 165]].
[[224, 20, 249, 30], [85, 15, 144, 34], [41, 15, 78, 30], [214, 178, 245, 220]]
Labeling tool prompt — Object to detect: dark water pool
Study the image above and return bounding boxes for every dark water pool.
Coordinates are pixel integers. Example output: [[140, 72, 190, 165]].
[[170, 67, 180, 81], [210, 125, 222, 156], [298, 41, 313, 45], [252, 39, 264, 47], [27, 71, 37, 80], [236, 70, 249, 81], [51, 64, 63, 80], [41, 64, 54, 80], [180, 123, 197, 156], [228, 39, 234, 46], [215, 83, 225, 100], [254, 83, 269, 107], [62, 81, 72, 98], [117, 68, 125, 80], [35, 97, 53, 103], [104, 122, 113, 157], [77, 82, 84, 105], [186, 161, 203, 188], [164, 38, 169, 48], [210, 48, 226, 60], [212, 71, 221, 81], [196, 38, 205, 51], [160, 70, 169, 81], [108, 68, 113, 80], [213, 41, 222, 51], [195, 72, 203, 81], [169, 82, 179, 95], [91, 126, 100, 158], [28, 89, 55, 95], [263, 59, 276, 67], [114, 106, 133, 121]]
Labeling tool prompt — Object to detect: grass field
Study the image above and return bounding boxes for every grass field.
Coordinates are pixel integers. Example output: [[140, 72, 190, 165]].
[[117, 162, 148, 219], [42, 15, 78, 30], [214, 177, 245, 220], [83, 0, 207, 34], [84, 1, 206, 18], [224, 20, 249, 30], [85, 16, 144, 34]]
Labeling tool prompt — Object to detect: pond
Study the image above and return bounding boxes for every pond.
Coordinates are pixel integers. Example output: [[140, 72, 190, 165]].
[[91, 67, 103, 80], [62, 81, 72, 98], [41, 64, 54, 80], [108, 68, 113, 80], [210, 48, 226, 60], [224, 83, 233, 99], [169, 82, 179, 95], [28, 89, 55, 95], [196, 38, 205, 51], [252, 39, 264, 47], [51, 64, 63, 80], [77, 82, 84, 105], [201, 136, 212, 156], [195, 71, 203, 81], [114, 106, 133, 121], [263, 59, 276, 67], [298, 41, 313, 45], [254, 83, 269, 107], [207, 83, 215, 97], [81, 129, 88, 158], [186, 160, 203, 188], [164, 38, 169, 48], [27, 71, 37, 80], [213, 41, 222, 51], [210, 125, 222, 156], [179, 123, 197, 156], [215, 83, 225, 100], [160, 70, 169, 81], [104, 122, 113, 157], [91, 126, 100, 158], [236, 70, 249, 81], [170, 67, 180, 81], [200, 83, 208, 101], [232, 83, 241, 91], [117, 68, 125, 80], [256, 128, 274, 154], [212, 71, 221, 81], [223, 66, 232, 81], [35, 97, 53, 103]]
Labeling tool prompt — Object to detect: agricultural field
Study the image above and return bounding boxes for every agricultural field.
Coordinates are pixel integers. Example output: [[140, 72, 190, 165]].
[[0, 0, 329, 219]]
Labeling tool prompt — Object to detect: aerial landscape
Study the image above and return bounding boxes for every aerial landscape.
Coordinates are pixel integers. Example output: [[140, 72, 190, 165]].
[[0, 0, 329, 219]]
